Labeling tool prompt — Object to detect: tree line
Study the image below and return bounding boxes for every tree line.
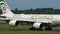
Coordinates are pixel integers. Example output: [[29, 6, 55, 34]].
[[0, 8, 60, 14]]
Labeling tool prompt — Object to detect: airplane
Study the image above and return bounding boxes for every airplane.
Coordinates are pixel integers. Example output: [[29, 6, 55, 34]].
[[0, 0, 60, 30]]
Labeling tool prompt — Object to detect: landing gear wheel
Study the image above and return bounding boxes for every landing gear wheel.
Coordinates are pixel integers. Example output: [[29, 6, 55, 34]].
[[29, 27, 43, 30], [45, 28, 52, 31], [38, 28, 43, 30], [29, 27, 35, 30]]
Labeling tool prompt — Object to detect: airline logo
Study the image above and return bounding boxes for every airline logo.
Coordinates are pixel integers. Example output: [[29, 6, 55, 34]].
[[31, 15, 53, 20], [3, 5, 6, 10], [2, 5, 6, 14]]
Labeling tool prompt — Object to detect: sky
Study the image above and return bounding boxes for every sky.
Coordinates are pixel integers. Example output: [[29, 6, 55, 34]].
[[2, 0, 60, 10]]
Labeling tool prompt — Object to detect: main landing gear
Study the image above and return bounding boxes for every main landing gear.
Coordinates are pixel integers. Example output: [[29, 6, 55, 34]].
[[29, 27, 52, 31]]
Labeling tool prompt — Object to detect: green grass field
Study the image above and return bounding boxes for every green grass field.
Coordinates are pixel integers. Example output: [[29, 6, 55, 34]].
[[0, 22, 60, 34], [0, 31, 60, 34]]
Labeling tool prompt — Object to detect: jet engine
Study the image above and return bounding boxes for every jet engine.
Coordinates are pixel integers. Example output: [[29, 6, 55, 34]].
[[9, 20, 19, 26], [33, 22, 43, 29], [29, 22, 43, 30]]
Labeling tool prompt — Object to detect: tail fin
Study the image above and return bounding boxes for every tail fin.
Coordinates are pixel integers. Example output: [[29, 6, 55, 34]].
[[0, 0, 14, 18]]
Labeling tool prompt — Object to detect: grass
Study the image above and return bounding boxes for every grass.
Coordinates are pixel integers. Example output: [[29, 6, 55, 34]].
[[0, 31, 60, 34], [0, 23, 32, 28], [0, 22, 60, 34], [0, 23, 60, 30]]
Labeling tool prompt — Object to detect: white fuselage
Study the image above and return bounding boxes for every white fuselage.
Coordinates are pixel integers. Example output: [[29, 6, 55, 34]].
[[12, 14, 60, 25]]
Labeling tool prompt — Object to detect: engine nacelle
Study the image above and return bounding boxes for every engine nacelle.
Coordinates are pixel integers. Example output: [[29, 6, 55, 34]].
[[9, 20, 19, 26], [33, 22, 42, 28]]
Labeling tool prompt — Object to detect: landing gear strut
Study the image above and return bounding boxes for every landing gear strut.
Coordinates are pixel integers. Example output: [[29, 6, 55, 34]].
[[29, 27, 52, 31], [29, 27, 43, 30], [45, 27, 52, 30]]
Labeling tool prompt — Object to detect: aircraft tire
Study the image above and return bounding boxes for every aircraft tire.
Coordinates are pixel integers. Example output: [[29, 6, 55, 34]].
[[37, 28, 43, 30], [29, 27, 35, 30], [45, 27, 52, 31]]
